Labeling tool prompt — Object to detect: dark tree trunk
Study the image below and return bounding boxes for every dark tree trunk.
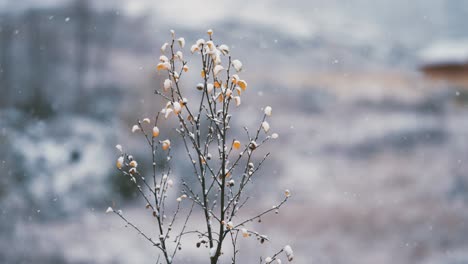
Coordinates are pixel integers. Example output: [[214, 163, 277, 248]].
[[0, 17, 14, 108], [74, 0, 91, 112]]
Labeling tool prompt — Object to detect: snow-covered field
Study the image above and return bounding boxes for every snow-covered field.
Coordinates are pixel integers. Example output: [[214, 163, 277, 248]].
[[3, 71, 468, 264]]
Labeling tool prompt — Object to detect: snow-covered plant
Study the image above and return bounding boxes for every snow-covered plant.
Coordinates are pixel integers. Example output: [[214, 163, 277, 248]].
[[107, 29, 293, 264]]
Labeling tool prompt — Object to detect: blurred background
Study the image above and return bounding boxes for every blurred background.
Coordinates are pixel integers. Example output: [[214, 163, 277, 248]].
[[1, 0, 468, 263]]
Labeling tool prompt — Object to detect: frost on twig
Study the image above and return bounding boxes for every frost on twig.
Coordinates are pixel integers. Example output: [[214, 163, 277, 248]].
[[106, 29, 293, 264]]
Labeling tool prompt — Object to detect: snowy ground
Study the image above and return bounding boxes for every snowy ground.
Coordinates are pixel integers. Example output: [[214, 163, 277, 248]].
[[3, 69, 468, 264]]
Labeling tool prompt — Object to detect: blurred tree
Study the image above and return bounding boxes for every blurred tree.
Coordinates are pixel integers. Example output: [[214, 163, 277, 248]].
[[91, 11, 117, 89], [0, 16, 13, 108], [74, 0, 91, 112], [25, 10, 52, 117]]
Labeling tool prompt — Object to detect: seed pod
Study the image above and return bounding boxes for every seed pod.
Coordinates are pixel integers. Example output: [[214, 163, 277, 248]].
[[231, 59, 242, 72], [219, 44, 229, 55], [162, 139, 171, 150], [233, 140, 241, 150], [241, 228, 249, 238], [207, 83, 214, 93], [129, 160, 138, 168], [152, 126, 160, 137], [131, 125, 141, 133], [177, 37, 185, 48], [173, 102, 182, 114], [233, 96, 241, 107], [262, 121, 270, 132], [249, 141, 257, 150], [264, 106, 272, 116], [237, 80, 247, 90], [161, 43, 169, 53], [163, 79, 172, 92], [213, 65, 224, 76], [196, 83, 204, 91], [116, 156, 124, 169]]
